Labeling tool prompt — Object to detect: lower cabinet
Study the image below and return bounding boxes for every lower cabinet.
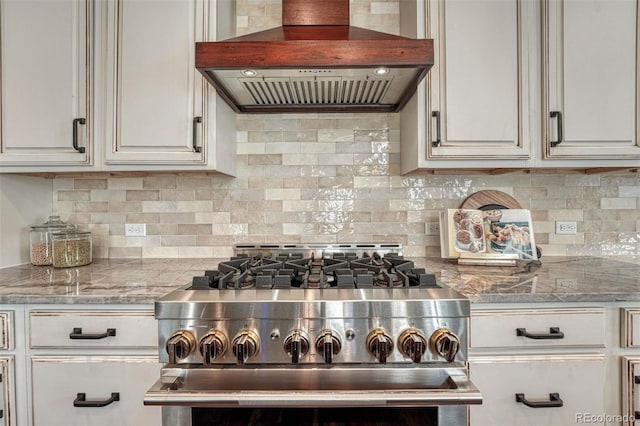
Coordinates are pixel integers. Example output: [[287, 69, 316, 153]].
[[26, 306, 161, 426], [622, 356, 640, 426], [469, 306, 607, 426], [470, 354, 605, 426], [31, 356, 160, 426], [0, 357, 14, 426]]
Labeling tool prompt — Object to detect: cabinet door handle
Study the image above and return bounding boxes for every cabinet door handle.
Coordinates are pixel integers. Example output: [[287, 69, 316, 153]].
[[516, 327, 564, 340], [72, 118, 86, 153], [431, 111, 441, 147], [73, 392, 120, 407], [193, 116, 202, 153], [515, 392, 563, 408], [549, 111, 563, 147], [69, 327, 116, 339]]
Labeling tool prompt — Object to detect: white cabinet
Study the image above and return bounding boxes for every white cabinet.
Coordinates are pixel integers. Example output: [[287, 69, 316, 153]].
[[27, 307, 161, 426], [427, 0, 533, 162], [0, 0, 94, 169], [622, 356, 640, 426], [470, 354, 605, 426], [0, 358, 14, 426], [401, 0, 640, 173], [543, 0, 640, 163], [469, 307, 607, 426], [102, 0, 236, 173], [622, 308, 640, 425], [401, 0, 537, 172], [1, 0, 236, 175], [31, 356, 160, 426], [0, 312, 14, 426]]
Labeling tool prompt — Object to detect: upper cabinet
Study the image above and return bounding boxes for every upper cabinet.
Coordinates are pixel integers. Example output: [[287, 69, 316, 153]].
[[428, 0, 532, 160], [0, 0, 236, 175], [401, 0, 537, 173], [401, 0, 640, 173], [102, 0, 235, 174], [0, 0, 94, 169], [542, 0, 640, 163]]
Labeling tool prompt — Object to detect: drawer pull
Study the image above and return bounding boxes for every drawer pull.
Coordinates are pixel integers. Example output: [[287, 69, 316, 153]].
[[69, 327, 116, 340], [73, 392, 120, 408], [515, 392, 563, 408], [516, 327, 564, 340]]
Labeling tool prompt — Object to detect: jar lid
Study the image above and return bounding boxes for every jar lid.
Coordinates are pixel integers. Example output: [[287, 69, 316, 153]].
[[31, 215, 75, 231], [51, 230, 91, 237]]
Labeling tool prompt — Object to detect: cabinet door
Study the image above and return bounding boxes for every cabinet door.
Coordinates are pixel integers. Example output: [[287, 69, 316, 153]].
[[622, 356, 640, 426], [469, 354, 605, 426], [426, 0, 533, 161], [544, 0, 640, 159], [31, 356, 161, 426], [0, 0, 92, 167], [0, 357, 14, 426], [104, 0, 207, 165]]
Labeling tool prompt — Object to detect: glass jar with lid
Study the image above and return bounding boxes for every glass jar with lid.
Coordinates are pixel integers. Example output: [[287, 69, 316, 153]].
[[29, 216, 76, 266], [51, 230, 92, 268]]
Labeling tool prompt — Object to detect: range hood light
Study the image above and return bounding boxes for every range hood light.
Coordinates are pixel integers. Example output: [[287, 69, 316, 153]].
[[373, 67, 390, 76], [241, 70, 258, 77]]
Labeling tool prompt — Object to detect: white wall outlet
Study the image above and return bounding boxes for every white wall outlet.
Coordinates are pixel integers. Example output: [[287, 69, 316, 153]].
[[555, 221, 577, 235], [426, 222, 440, 236], [125, 223, 146, 237], [556, 278, 578, 290]]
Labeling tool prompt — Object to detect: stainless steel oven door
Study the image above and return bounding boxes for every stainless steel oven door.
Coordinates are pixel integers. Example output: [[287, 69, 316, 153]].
[[145, 365, 481, 425]]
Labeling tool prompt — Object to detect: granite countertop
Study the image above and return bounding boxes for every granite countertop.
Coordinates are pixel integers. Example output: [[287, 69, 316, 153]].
[[0, 256, 638, 305]]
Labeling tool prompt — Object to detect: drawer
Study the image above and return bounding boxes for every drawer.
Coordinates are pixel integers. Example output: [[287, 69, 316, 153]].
[[470, 354, 605, 426], [0, 312, 11, 350], [622, 308, 640, 348], [31, 356, 161, 426], [471, 308, 605, 349], [29, 310, 157, 349]]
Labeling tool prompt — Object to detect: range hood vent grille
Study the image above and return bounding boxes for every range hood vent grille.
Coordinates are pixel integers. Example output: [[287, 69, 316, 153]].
[[241, 77, 393, 106]]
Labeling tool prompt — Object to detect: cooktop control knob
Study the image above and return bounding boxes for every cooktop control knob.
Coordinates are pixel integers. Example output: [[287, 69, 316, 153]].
[[232, 330, 260, 365], [398, 328, 428, 363], [199, 330, 228, 365], [283, 330, 310, 364], [166, 330, 196, 364], [315, 329, 341, 364], [366, 328, 394, 364], [429, 328, 460, 362]]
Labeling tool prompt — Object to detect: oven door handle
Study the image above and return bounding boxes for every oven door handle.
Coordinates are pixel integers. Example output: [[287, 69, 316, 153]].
[[144, 371, 483, 407]]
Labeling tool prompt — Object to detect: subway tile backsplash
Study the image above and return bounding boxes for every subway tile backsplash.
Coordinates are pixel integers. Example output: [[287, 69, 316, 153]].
[[53, 120, 640, 260], [53, 0, 640, 260]]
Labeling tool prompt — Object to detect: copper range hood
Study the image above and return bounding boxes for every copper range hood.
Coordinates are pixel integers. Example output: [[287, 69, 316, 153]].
[[196, 0, 433, 113]]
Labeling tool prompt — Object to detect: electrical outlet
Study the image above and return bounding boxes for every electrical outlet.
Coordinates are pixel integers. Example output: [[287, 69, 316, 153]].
[[426, 222, 440, 236], [125, 223, 146, 237], [556, 278, 578, 290], [555, 221, 577, 235]]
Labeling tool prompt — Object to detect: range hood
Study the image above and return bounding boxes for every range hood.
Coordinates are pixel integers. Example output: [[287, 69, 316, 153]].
[[196, 0, 433, 113]]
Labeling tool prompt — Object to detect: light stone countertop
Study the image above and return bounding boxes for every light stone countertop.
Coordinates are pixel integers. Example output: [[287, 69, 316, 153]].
[[0, 257, 638, 305]]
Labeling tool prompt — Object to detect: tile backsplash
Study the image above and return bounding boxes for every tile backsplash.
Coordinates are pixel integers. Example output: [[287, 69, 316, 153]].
[[53, 0, 640, 260]]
